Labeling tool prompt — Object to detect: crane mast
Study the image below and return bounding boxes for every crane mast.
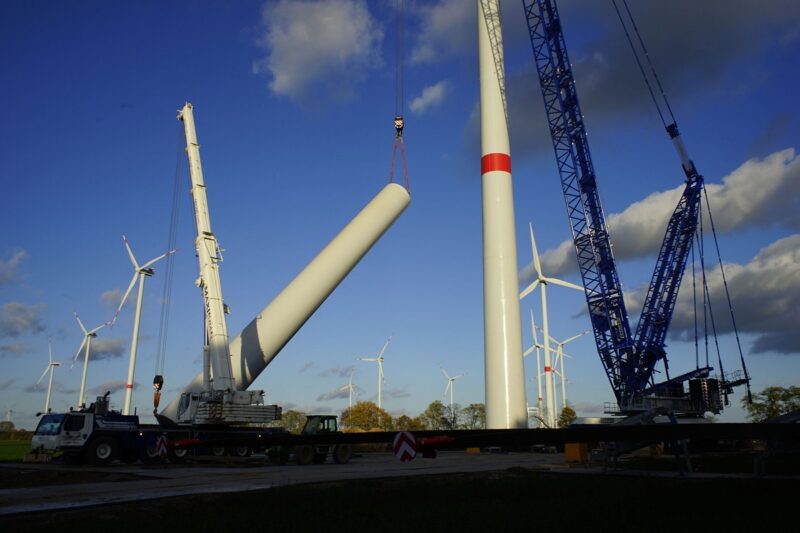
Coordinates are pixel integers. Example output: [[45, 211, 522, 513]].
[[179, 102, 235, 392], [522, 0, 744, 414]]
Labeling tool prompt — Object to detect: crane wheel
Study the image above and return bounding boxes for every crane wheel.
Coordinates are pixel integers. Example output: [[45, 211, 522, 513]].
[[86, 437, 117, 466], [295, 445, 315, 465], [333, 444, 353, 464], [232, 446, 252, 458]]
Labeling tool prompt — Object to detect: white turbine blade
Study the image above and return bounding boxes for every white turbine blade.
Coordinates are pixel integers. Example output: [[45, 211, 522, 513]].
[[140, 248, 176, 270], [453, 374, 464, 380], [89, 322, 107, 335], [443, 381, 451, 397], [122, 234, 140, 270], [73, 312, 88, 335], [71, 338, 87, 369], [48, 338, 53, 364], [562, 330, 590, 345], [545, 277, 585, 292], [529, 308, 541, 346], [379, 362, 385, 383], [113, 273, 139, 324], [377, 336, 393, 358], [561, 351, 574, 359], [35, 365, 49, 386], [523, 346, 534, 357], [357, 357, 378, 362], [519, 279, 540, 300], [440, 367, 451, 380], [528, 222, 542, 276]]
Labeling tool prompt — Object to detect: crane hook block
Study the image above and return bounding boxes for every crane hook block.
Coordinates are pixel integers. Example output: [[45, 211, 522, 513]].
[[394, 115, 404, 137], [152, 374, 164, 410]]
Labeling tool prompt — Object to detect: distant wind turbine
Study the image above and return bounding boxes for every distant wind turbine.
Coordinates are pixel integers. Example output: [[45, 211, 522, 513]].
[[547, 329, 589, 413], [339, 372, 357, 408], [441, 367, 464, 413], [35, 338, 61, 414], [523, 308, 544, 420], [519, 221, 585, 428], [72, 312, 108, 408], [357, 336, 392, 409], [112, 234, 175, 415]]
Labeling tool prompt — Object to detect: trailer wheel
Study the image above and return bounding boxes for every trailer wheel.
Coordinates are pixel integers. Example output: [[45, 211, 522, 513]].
[[232, 446, 252, 458], [87, 437, 117, 466], [333, 444, 353, 464], [211, 446, 227, 457], [168, 448, 189, 464], [140, 446, 163, 464], [295, 445, 314, 465], [268, 447, 289, 465]]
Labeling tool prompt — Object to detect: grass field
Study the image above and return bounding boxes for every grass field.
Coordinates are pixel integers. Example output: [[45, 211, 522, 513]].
[[0, 440, 31, 462], [0, 468, 794, 531]]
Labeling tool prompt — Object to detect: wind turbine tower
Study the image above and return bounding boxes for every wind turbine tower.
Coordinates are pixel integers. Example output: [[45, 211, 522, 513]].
[[441, 367, 465, 413], [357, 336, 392, 409], [520, 222, 585, 427], [72, 312, 108, 408], [523, 309, 544, 421], [478, 0, 527, 429], [112, 234, 175, 415], [35, 338, 61, 414]]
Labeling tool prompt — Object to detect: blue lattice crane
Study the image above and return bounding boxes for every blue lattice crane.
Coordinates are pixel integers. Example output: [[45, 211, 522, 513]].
[[521, 0, 750, 414]]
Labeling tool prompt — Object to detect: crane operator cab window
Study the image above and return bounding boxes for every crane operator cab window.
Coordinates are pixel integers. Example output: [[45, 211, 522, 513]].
[[34, 414, 65, 436]]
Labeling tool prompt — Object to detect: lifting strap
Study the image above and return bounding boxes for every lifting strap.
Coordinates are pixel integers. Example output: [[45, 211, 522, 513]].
[[387, 0, 410, 192]]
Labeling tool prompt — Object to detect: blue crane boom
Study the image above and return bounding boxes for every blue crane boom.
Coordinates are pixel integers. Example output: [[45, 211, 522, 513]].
[[522, 0, 715, 411]]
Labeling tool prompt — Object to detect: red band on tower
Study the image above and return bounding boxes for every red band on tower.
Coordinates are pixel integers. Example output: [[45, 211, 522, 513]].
[[481, 153, 511, 174], [126, 384, 133, 389], [544, 366, 551, 372]]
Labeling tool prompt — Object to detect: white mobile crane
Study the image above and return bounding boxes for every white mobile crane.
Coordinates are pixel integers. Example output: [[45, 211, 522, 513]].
[[172, 103, 280, 426]]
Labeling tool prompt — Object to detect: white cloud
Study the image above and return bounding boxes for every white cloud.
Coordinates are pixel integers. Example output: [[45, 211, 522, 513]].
[[100, 288, 132, 310], [0, 379, 15, 390], [623, 234, 800, 355], [298, 361, 315, 373], [87, 338, 126, 361], [409, 0, 473, 65], [409, 80, 449, 114], [0, 302, 45, 338], [252, 0, 383, 103], [0, 250, 27, 285], [90, 380, 138, 395], [0, 342, 30, 357], [523, 148, 800, 280], [319, 365, 355, 378]]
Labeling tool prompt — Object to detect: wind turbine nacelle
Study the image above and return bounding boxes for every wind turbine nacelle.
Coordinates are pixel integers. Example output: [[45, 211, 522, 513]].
[[161, 183, 410, 421]]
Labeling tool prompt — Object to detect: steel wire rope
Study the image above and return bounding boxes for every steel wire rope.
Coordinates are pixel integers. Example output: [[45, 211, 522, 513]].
[[154, 126, 185, 378]]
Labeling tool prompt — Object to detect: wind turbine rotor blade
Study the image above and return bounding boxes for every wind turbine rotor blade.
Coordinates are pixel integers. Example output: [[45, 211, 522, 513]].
[[73, 312, 88, 335], [122, 234, 140, 270], [545, 277, 585, 292], [519, 279, 540, 300], [561, 352, 574, 359], [529, 308, 541, 345], [529, 222, 542, 276], [443, 381, 451, 396], [48, 338, 53, 364], [441, 367, 450, 380], [113, 273, 139, 324], [71, 338, 87, 369], [378, 336, 392, 358], [563, 330, 590, 345], [89, 322, 107, 335], [453, 374, 464, 380], [523, 346, 534, 357], [357, 357, 378, 362], [35, 365, 49, 386], [379, 363, 385, 382], [140, 249, 177, 270]]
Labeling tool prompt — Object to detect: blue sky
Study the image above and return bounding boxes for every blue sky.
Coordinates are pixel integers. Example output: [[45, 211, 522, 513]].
[[2, 0, 799, 429]]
